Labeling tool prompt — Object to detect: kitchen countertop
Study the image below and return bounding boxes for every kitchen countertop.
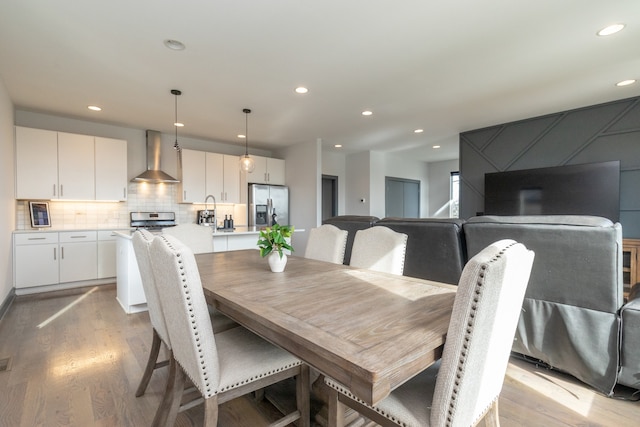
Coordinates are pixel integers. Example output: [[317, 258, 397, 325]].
[[14, 227, 131, 234]]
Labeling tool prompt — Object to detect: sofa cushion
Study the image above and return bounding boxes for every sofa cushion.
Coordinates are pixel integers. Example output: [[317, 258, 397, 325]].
[[619, 297, 640, 389], [375, 217, 466, 284]]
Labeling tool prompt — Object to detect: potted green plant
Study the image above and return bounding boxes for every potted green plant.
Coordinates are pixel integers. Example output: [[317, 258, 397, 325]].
[[257, 224, 295, 272]]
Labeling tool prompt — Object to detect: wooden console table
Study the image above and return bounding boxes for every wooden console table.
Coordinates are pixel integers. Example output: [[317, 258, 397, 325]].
[[623, 238, 640, 300]]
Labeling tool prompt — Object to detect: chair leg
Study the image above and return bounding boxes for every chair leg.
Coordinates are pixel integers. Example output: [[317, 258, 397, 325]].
[[136, 328, 163, 397], [296, 364, 311, 427], [151, 353, 182, 427], [482, 400, 500, 427], [202, 396, 219, 427], [327, 387, 345, 427]]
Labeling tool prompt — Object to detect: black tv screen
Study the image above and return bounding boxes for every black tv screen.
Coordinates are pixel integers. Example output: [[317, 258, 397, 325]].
[[484, 161, 620, 222]]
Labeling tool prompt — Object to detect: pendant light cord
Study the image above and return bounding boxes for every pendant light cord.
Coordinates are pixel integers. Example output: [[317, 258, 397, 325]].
[[171, 89, 182, 151], [243, 108, 251, 156]]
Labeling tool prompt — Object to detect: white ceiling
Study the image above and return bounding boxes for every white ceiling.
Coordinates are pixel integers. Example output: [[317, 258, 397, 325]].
[[1, 1, 639, 163]]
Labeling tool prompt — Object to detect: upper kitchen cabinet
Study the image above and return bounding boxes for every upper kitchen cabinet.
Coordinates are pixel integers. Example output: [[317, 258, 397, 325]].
[[248, 155, 285, 185], [180, 148, 206, 203], [57, 132, 95, 200], [15, 127, 59, 199], [205, 152, 240, 203], [95, 137, 128, 201], [15, 127, 128, 201]]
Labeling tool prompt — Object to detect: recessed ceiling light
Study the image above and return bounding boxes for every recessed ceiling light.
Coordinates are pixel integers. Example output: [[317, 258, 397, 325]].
[[238, 134, 246, 139], [174, 122, 184, 127], [433, 145, 441, 149], [164, 39, 186, 50], [87, 105, 101, 111], [334, 144, 342, 148], [597, 24, 625, 36], [295, 87, 308, 94], [362, 110, 373, 116], [616, 79, 636, 87], [414, 129, 424, 133]]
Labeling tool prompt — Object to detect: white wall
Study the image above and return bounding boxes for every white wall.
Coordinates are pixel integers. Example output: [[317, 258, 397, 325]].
[[0, 77, 15, 307], [345, 152, 371, 215], [428, 159, 459, 217], [279, 139, 321, 256]]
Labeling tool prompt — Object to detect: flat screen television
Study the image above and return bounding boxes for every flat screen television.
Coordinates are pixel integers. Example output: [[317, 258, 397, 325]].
[[483, 160, 620, 222]]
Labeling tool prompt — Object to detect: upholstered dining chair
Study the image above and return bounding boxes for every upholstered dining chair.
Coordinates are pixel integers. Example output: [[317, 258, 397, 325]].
[[304, 224, 349, 264], [325, 239, 535, 427], [131, 230, 237, 398], [149, 234, 310, 427], [162, 223, 214, 254], [349, 226, 408, 275]]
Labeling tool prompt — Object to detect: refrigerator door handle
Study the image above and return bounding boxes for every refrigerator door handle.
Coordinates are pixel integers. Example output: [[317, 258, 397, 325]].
[[267, 198, 273, 225]]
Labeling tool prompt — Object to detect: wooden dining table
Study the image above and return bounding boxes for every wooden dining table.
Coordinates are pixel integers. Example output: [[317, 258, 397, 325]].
[[195, 249, 456, 407]]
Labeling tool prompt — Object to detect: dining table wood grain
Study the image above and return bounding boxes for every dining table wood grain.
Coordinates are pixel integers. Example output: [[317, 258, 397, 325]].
[[195, 249, 456, 406]]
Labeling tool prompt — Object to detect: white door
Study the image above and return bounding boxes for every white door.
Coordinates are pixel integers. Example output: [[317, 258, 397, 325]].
[[95, 137, 128, 201], [205, 152, 224, 201], [15, 243, 59, 288], [58, 132, 95, 200], [180, 149, 206, 203], [223, 154, 240, 203], [15, 126, 59, 199]]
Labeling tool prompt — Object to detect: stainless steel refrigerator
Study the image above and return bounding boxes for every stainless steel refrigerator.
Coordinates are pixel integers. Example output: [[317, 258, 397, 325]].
[[248, 184, 289, 227]]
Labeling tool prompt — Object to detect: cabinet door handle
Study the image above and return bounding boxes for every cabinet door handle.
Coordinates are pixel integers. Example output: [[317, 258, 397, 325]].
[[61, 247, 64, 259], [53, 247, 57, 261], [60, 184, 64, 197], [267, 172, 270, 182], [224, 192, 227, 201], [70, 235, 87, 239], [123, 188, 127, 199], [184, 190, 187, 200], [28, 237, 47, 241], [53, 184, 56, 197]]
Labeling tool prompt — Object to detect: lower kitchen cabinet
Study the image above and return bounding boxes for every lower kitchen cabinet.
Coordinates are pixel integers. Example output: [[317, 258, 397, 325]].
[[14, 232, 59, 288], [14, 229, 121, 291], [58, 231, 97, 283]]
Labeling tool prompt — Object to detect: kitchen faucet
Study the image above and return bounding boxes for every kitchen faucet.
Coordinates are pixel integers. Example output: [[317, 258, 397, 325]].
[[203, 194, 217, 228]]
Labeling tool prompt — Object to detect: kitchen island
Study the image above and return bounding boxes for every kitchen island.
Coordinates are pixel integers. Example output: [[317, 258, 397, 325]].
[[114, 226, 302, 313]]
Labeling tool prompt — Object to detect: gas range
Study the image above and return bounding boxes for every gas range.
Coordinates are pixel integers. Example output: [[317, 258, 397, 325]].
[[130, 212, 176, 231]]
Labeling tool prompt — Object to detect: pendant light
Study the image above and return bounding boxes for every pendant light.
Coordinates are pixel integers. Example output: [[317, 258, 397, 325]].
[[171, 89, 182, 151], [239, 108, 255, 173]]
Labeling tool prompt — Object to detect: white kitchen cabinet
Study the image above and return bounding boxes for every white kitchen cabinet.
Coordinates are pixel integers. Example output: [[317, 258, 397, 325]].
[[180, 149, 206, 203], [95, 137, 128, 201], [246, 155, 285, 185], [15, 127, 126, 201], [57, 132, 95, 200], [98, 230, 120, 279], [14, 232, 59, 288], [205, 152, 240, 203], [15, 127, 59, 199], [59, 231, 97, 283]]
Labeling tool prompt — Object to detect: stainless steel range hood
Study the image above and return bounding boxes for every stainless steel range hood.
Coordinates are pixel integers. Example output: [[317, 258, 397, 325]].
[[131, 130, 179, 183]]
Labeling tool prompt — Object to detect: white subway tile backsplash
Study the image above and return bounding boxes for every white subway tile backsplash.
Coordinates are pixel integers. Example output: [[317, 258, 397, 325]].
[[15, 182, 249, 230]]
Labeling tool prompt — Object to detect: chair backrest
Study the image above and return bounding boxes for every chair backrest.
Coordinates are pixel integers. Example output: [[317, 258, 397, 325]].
[[349, 226, 408, 275], [431, 239, 534, 427], [304, 224, 349, 264], [323, 215, 379, 264], [162, 223, 214, 254], [131, 229, 171, 349], [149, 235, 220, 398]]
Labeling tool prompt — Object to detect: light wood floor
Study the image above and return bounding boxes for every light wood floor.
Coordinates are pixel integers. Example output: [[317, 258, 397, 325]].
[[0, 284, 638, 427]]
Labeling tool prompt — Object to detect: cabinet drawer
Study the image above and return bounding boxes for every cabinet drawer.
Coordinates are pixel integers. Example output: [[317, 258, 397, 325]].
[[14, 232, 58, 245], [98, 230, 126, 241], [59, 231, 97, 243]]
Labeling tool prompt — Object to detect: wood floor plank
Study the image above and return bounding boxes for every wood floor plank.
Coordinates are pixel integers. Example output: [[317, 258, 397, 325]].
[[0, 284, 638, 427]]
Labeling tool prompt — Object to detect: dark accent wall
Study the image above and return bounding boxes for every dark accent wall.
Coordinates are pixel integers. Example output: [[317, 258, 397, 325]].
[[459, 96, 640, 237]]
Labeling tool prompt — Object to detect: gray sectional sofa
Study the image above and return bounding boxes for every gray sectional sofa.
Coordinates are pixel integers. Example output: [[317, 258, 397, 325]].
[[323, 214, 640, 395]]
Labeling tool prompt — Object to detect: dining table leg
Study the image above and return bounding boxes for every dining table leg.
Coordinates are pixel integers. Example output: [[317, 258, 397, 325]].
[[327, 387, 346, 427]]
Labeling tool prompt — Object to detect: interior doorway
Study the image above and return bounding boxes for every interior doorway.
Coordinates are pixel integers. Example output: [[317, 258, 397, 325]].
[[322, 175, 338, 221], [385, 176, 420, 218]]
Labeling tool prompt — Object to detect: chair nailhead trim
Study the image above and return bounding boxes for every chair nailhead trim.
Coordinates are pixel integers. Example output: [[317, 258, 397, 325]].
[[444, 242, 517, 427]]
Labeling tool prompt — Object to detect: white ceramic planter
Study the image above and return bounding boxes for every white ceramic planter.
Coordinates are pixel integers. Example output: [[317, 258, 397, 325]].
[[268, 252, 288, 273]]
